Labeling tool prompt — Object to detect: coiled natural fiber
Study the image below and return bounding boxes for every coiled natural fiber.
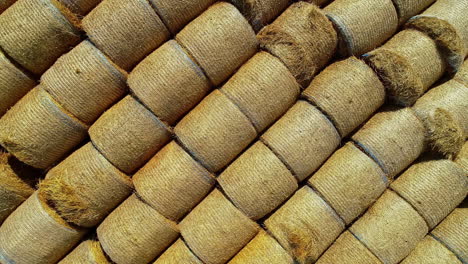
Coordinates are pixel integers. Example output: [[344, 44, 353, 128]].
[[154, 239, 203, 264], [59, 239, 110, 264], [431, 209, 468, 262], [0, 191, 85, 264], [0, 0, 81, 75], [230, 0, 290, 32], [59, 0, 101, 15], [41, 40, 127, 124], [402, 236, 462, 264], [0, 0, 16, 13], [454, 59, 468, 86], [0, 87, 88, 169], [89, 95, 172, 174], [455, 141, 468, 171], [0, 49, 36, 116], [258, 2, 337, 87], [391, 0, 435, 25], [175, 2, 257, 86], [82, 0, 170, 70]]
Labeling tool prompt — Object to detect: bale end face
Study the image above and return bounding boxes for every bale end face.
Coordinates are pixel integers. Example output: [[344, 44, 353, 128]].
[[406, 16, 465, 73], [287, 229, 316, 264], [422, 108, 464, 159], [38, 176, 93, 226], [0, 152, 35, 198], [363, 49, 424, 106]]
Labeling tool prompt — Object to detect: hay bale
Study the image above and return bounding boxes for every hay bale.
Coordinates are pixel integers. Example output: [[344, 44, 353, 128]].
[[59, 0, 101, 15], [41, 40, 127, 124], [402, 236, 462, 264], [0, 0, 16, 13], [154, 239, 203, 264], [391, 0, 436, 24], [97, 194, 179, 264], [431, 209, 468, 263], [0, 87, 88, 169], [455, 141, 468, 171], [59, 240, 110, 264], [39, 143, 133, 227], [229, 0, 290, 31], [324, 0, 398, 56], [128, 40, 211, 125], [176, 2, 257, 86], [0, 0, 80, 75], [89, 95, 172, 174], [454, 59, 468, 87], [258, 2, 337, 87], [82, 0, 170, 70]]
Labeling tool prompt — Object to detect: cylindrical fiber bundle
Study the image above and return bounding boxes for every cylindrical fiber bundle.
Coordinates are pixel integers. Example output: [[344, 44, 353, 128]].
[[180, 189, 259, 264], [432, 209, 468, 263], [392, 0, 436, 24], [60, 240, 110, 264], [133, 141, 215, 221], [303, 57, 385, 137], [229, 230, 294, 264], [0, 49, 36, 116], [128, 40, 210, 125], [391, 159, 467, 228], [0, 0, 16, 13], [258, 2, 337, 87], [0, 152, 35, 224], [59, 0, 101, 15], [154, 239, 203, 264], [0, 192, 85, 264], [352, 108, 425, 178], [218, 141, 298, 220], [309, 142, 387, 224], [349, 190, 428, 264], [40, 143, 133, 227], [230, 0, 290, 32], [97, 194, 179, 264], [0, 87, 88, 169], [324, 0, 398, 56], [264, 186, 345, 263], [402, 236, 462, 264], [363, 29, 446, 106], [221, 51, 300, 132], [82, 0, 170, 70], [41, 40, 127, 124], [454, 59, 468, 87], [455, 142, 468, 171], [261, 100, 340, 181], [412, 81, 468, 157], [0, 0, 80, 75], [175, 90, 257, 172], [176, 2, 257, 86], [89, 95, 172, 174], [149, 0, 215, 33], [406, 0, 468, 71], [316, 231, 381, 264]]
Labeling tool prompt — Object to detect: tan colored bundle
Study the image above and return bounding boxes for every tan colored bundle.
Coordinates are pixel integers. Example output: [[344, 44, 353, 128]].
[[82, 0, 170, 70], [128, 40, 211, 125], [430, 209, 468, 262], [0, 0, 16, 13], [0, 0, 80, 75], [41, 40, 127, 124], [175, 90, 257, 173], [180, 189, 259, 264], [59, 0, 101, 15], [154, 239, 203, 264], [149, 0, 216, 33], [220, 51, 300, 132], [391, 0, 436, 24], [264, 186, 345, 263], [0, 191, 85, 264], [324, 0, 398, 56], [455, 141, 468, 171], [0, 49, 36, 116], [229, 230, 293, 264], [133, 141, 215, 221], [261, 101, 340, 181], [406, 0, 468, 71], [364, 29, 446, 105], [402, 236, 462, 264], [89, 95, 172, 174], [351, 108, 426, 178], [0, 87, 88, 169], [97, 194, 179, 264], [454, 59, 468, 86], [309, 142, 387, 224], [0, 152, 35, 224], [302, 57, 385, 137], [176, 2, 257, 86], [59, 239, 110, 264], [230, 0, 290, 31], [39, 143, 133, 227], [219, 141, 298, 220], [258, 2, 337, 86], [412, 80, 468, 158]]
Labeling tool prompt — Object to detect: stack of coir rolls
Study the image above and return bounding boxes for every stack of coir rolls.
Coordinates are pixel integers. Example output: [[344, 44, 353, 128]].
[[0, 0, 467, 263]]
